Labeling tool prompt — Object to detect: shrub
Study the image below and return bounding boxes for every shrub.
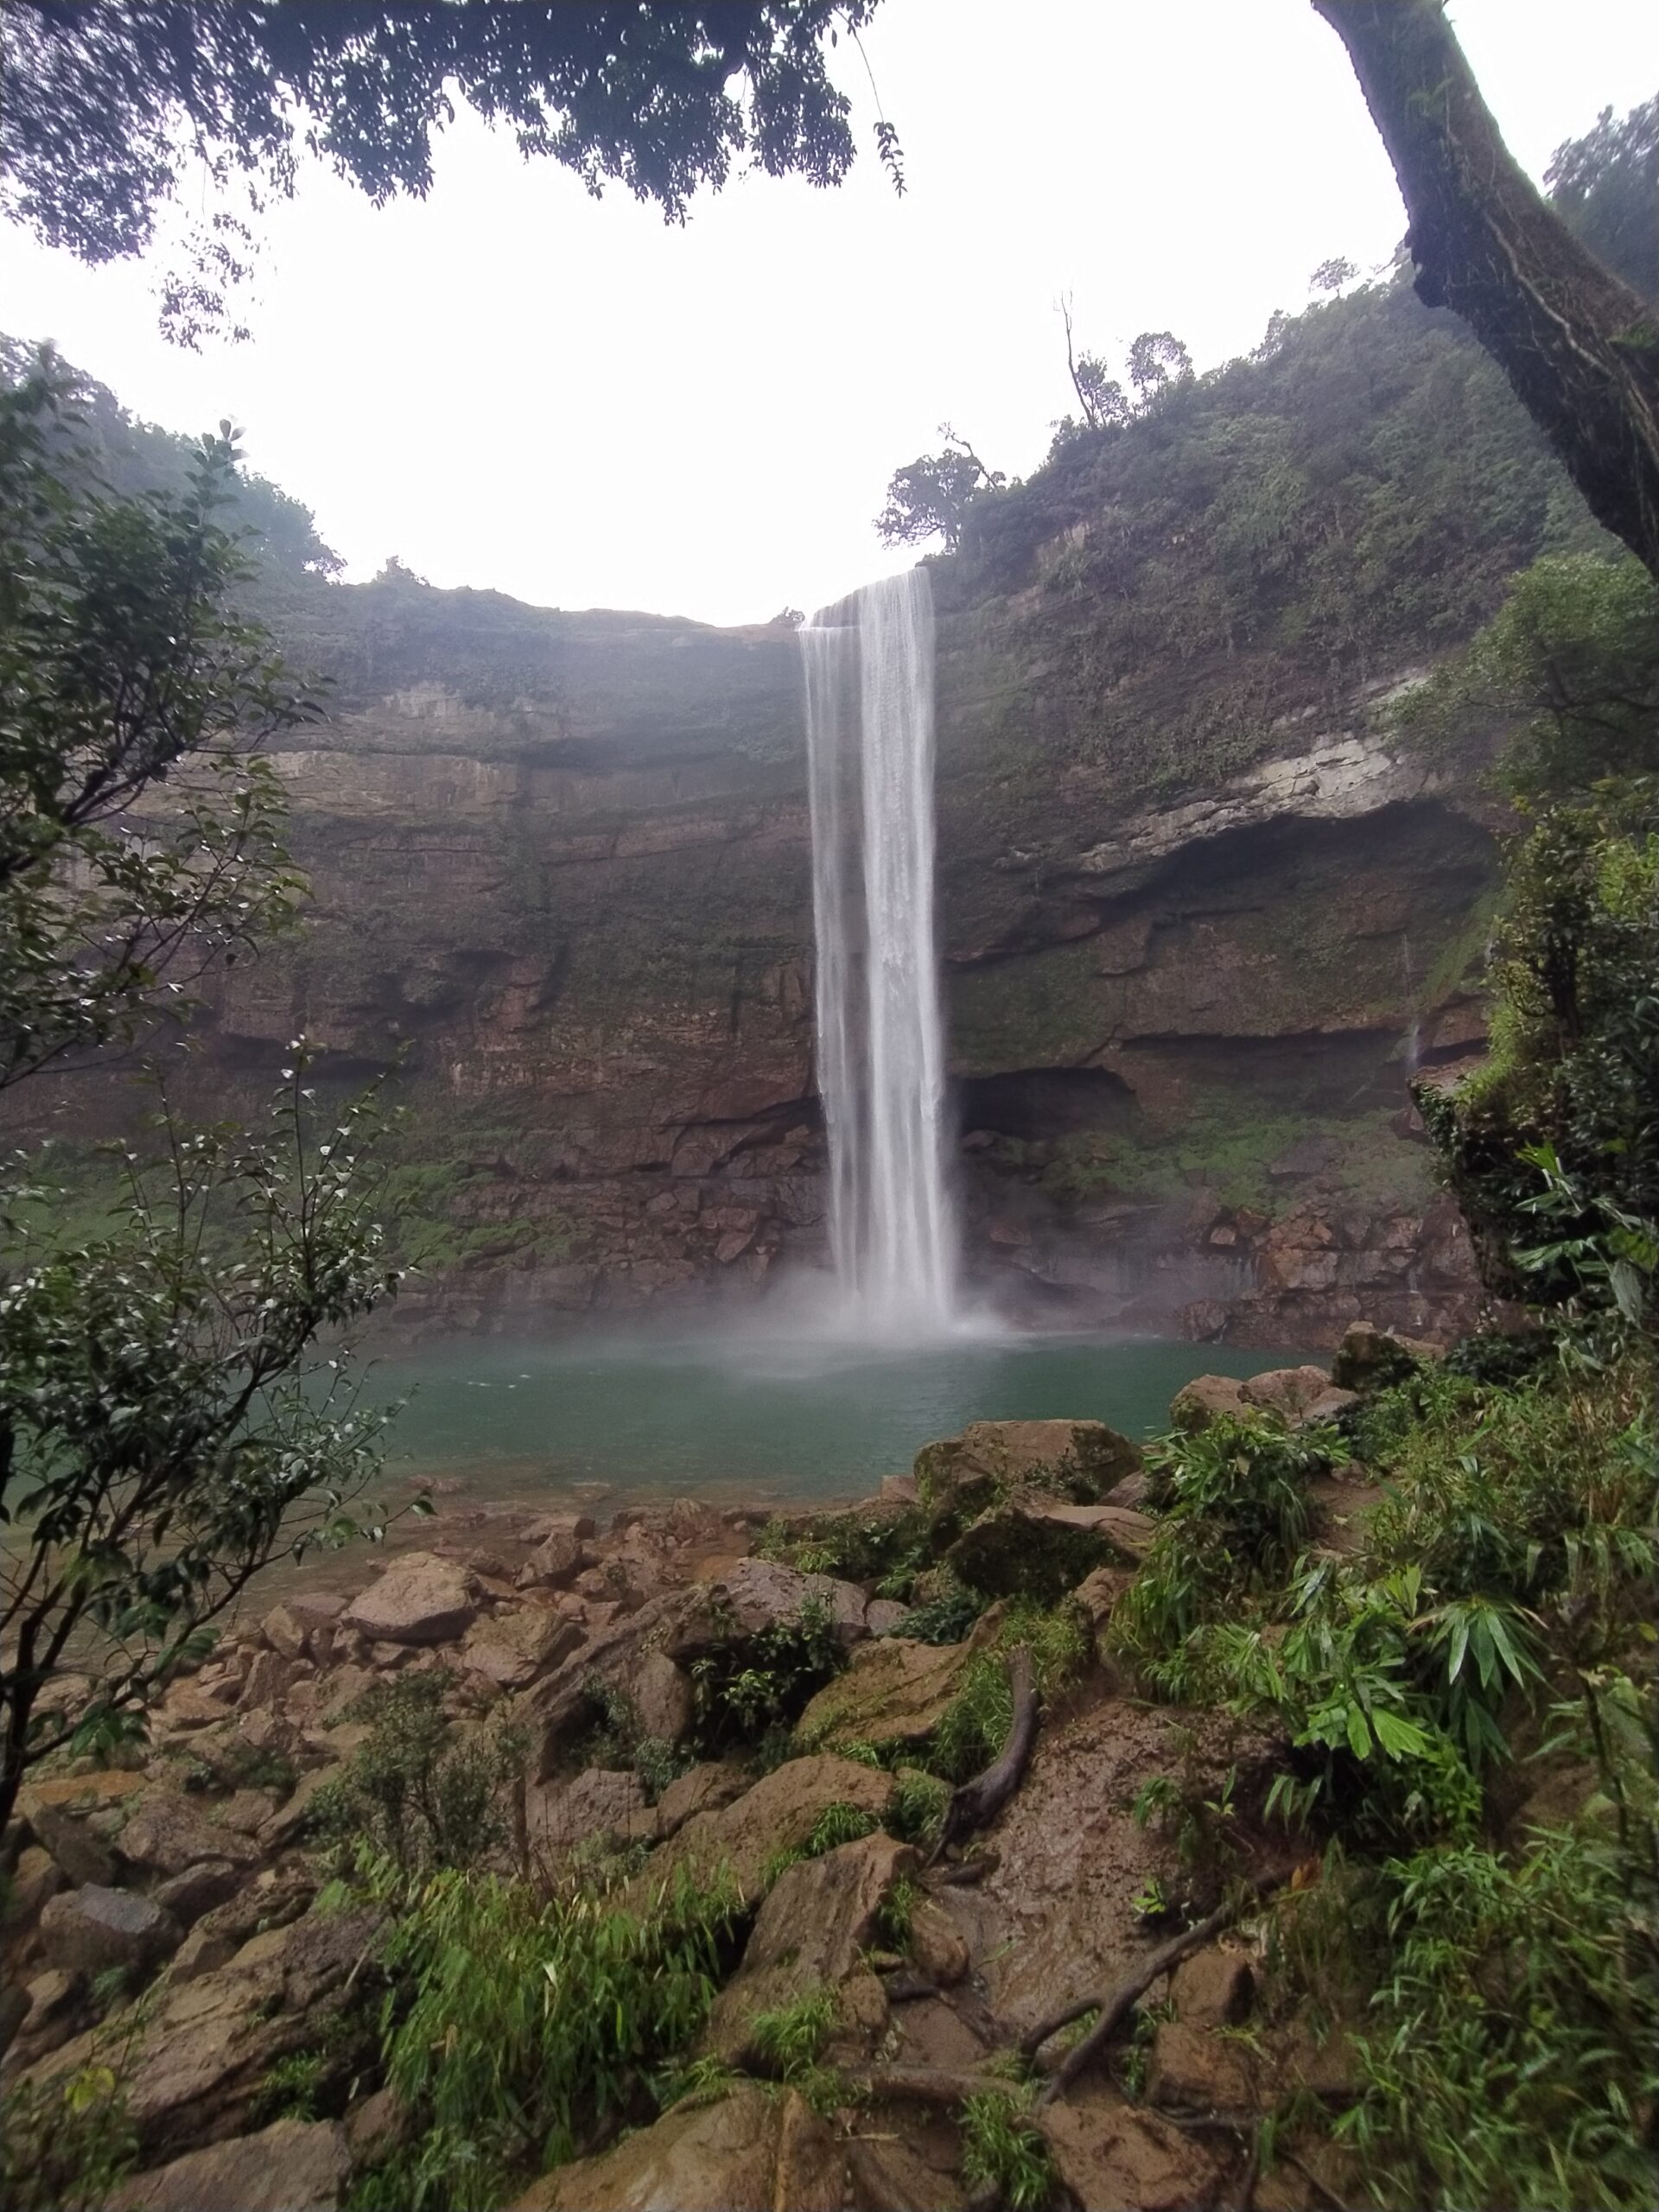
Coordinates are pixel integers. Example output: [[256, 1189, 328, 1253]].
[[0, 2064, 139, 2212], [365, 1858, 741, 2209], [688, 1598, 844, 1754], [958, 2089, 1057, 2212], [315, 1672, 523, 1872], [1339, 1826, 1659, 2210]]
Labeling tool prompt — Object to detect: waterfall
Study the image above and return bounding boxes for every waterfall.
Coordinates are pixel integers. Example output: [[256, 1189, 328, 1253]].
[[801, 567, 958, 1333]]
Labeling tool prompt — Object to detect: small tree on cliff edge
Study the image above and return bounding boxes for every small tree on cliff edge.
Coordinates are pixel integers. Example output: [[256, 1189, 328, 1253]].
[[876, 425, 1006, 551], [0, 360, 404, 1836]]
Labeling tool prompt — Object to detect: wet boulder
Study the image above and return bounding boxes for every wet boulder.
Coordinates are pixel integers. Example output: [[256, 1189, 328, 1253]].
[[795, 1629, 986, 1755], [39, 1886, 180, 1977], [113, 2116, 349, 2212], [703, 1832, 915, 2066], [914, 1418, 1141, 1527], [640, 1753, 893, 1909], [511, 2085, 842, 2212], [1331, 1319, 1440, 1392], [664, 1557, 869, 1661], [944, 1499, 1155, 1603], [342, 1553, 479, 1646]]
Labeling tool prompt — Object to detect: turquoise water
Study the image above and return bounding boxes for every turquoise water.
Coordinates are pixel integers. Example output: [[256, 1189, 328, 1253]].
[[356, 1332, 1300, 1516]]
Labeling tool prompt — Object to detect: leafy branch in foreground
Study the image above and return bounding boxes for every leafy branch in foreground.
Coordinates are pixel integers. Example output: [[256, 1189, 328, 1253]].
[[0, 1055, 404, 1833], [0, 353, 314, 1091]]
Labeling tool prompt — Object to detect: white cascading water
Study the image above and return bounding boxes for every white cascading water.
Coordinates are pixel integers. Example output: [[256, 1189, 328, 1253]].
[[801, 567, 958, 1333]]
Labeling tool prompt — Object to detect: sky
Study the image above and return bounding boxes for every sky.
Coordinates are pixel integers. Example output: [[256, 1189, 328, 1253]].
[[3, 0, 1656, 628]]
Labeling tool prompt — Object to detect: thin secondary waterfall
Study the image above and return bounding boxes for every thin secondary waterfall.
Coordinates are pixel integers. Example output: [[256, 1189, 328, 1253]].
[[801, 567, 958, 1332]]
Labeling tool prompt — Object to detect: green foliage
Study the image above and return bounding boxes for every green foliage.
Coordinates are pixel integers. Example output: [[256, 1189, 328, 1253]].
[[802, 1801, 879, 1857], [316, 1673, 522, 1873], [875, 425, 1004, 550], [0, 2063, 139, 2212], [1546, 94, 1659, 302], [1405, 558, 1659, 1349], [366, 1857, 741, 2209], [957, 2088, 1057, 2212], [571, 1679, 690, 1805], [0, 357, 312, 1090], [3, 6, 892, 342], [896, 1582, 985, 1643], [255, 2049, 326, 2123], [747, 1982, 836, 2079], [1112, 1414, 1331, 1661], [0, 363, 403, 1837], [765, 1503, 931, 1599], [689, 1597, 845, 1754], [1338, 1822, 1659, 2210], [930, 1603, 1089, 1783], [875, 1873, 920, 1950], [886, 1768, 950, 1851]]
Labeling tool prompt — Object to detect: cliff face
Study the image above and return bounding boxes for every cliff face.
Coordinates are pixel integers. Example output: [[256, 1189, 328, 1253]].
[[149, 569, 1494, 1349]]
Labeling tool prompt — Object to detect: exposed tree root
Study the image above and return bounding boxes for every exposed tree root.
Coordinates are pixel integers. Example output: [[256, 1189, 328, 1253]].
[[845, 2063, 1003, 2107], [934, 1649, 1037, 1860], [1025, 1874, 1288, 2102]]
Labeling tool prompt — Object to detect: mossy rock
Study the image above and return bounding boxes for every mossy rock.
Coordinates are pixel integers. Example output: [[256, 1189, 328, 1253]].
[[944, 1500, 1156, 1605], [793, 1633, 987, 1755], [912, 1419, 1141, 1530]]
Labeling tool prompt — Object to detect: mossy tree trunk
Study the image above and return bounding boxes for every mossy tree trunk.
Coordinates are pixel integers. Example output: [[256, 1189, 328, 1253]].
[[1314, 0, 1659, 581]]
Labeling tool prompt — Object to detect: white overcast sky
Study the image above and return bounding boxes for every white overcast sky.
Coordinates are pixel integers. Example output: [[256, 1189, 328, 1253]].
[[3, 0, 1656, 626]]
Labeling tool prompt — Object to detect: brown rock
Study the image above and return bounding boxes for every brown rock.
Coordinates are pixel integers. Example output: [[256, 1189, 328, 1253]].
[[1145, 2018, 1258, 2111], [703, 1831, 915, 2063], [1330, 1319, 1440, 1392], [865, 1599, 911, 1636], [39, 1885, 180, 1976], [153, 1861, 246, 1927], [345, 2085, 407, 2164], [3, 1844, 64, 1951], [644, 1754, 893, 1909], [1168, 1374, 1249, 1433], [521, 1511, 598, 1547], [525, 1767, 646, 1857], [629, 1649, 695, 1743], [511, 2084, 842, 2212], [664, 1557, 868, 1661], [654, 1763, 747, 1834], [1170, 1945, 1255, 2030], [239, 1649, 302, 1713], [257, 1764, 348, 1853], [1240, 1365, 1340, 1422], [914, 1418, 1141, 1518], [113, 2116, 349, 2212], [342, 1554, 480, 1646], [796, 1628, 985, 1754], [944, 1497, 1153, 1602], [907, 1897, 970, 1986], [1041, 2082, 1224, 2211], [21, 1904, 376, 2154], [121, 1794, 264, 1878], [848, 2133, 966, 2211], [515, 1529, 594, 1591], [461, 1605, 584, 1691]]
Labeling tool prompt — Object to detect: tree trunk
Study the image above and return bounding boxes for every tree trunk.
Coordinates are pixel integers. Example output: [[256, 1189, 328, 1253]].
[[1313, 0, 1659, 580]]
